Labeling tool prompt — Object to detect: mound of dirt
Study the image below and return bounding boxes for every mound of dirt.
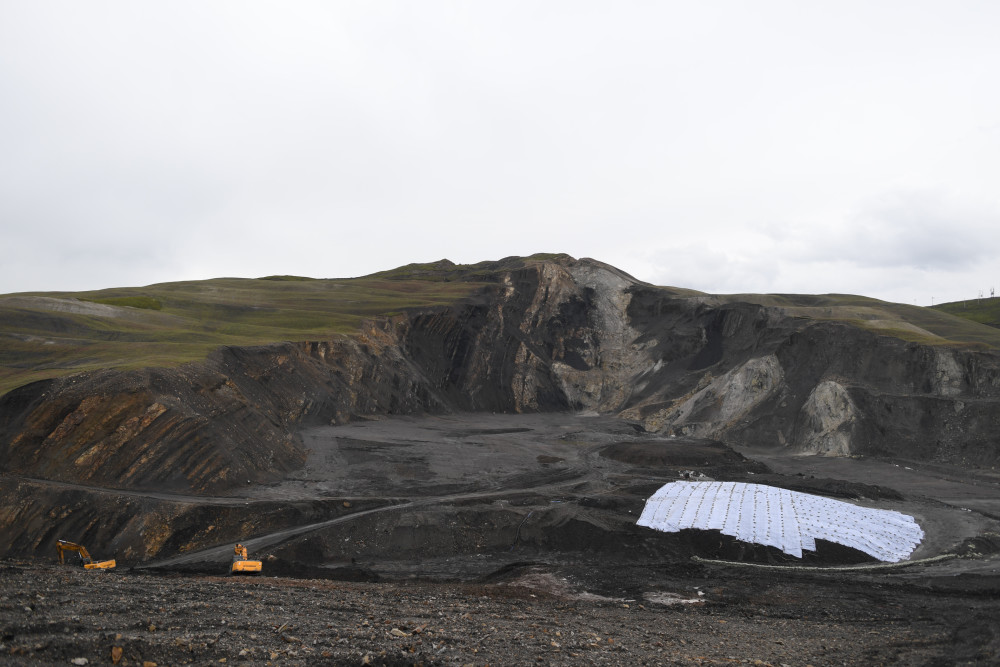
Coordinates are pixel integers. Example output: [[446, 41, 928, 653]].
[[751, 472, 905, 500], [599, 437, 770, 477]]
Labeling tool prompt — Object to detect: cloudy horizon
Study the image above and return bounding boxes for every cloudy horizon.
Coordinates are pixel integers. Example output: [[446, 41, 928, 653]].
[[2, 2, 998, 306]]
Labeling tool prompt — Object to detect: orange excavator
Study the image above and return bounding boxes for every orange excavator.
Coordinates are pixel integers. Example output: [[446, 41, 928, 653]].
[[230, 543, 262, 575], [56, 540, 116, 570]]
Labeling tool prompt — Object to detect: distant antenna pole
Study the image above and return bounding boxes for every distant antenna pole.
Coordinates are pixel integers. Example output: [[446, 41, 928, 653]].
[[992, 286, 995, 299], [931, 296, 934, 306]]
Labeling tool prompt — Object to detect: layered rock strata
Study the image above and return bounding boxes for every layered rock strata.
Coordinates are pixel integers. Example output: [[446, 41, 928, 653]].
[[2, 255, 999, 498]]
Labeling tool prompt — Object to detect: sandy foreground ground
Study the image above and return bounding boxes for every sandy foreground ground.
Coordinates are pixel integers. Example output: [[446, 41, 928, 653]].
[[4, 413, 1000, 665]]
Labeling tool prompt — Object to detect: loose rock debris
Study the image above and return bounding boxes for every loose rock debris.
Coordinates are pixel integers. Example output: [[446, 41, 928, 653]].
[[6, 415, 1000, 665], [2, 560, 1000, 665]]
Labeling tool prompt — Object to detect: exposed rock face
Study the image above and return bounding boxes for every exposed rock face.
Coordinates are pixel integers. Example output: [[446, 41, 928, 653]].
[[2, 255, 1000, 504], [794, 380, 857, 456], [396, 259, 649, 414], [638, 354, 785, 439]]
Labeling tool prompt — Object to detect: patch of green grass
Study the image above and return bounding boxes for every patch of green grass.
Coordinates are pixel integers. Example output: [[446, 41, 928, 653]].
[[0, 274, 484, 395], [933, 297, 1000, 330], [366, 254, 574, 282], [721, 293, 1000, 349], [81, 296, 163, 310], [258, 275, 316, 281], [367, 259, 460, 281]]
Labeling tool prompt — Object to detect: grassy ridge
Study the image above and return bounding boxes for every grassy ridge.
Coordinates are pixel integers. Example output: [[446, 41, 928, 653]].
[[81, 295, 163, 310], [3, 255, 998, 397], [718, 293, 1000, 348], [933, 297, 1000, 330], [365, 253, 573, 282], [0, 275, 482, 395]]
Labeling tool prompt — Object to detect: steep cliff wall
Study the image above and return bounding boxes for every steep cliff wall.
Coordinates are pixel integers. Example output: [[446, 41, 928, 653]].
[[2, 255, 1000, 504], [623, 308, 1000, 466], [398, 259, 650, 413]]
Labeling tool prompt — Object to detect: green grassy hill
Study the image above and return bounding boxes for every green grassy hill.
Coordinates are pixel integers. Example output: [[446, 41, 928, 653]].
[[0, 274, 482, 395], [932, 297, 1000, 330], [0, 254, 578, 396], [3, 255, 999, 397], [724, 292, 1000, 349]]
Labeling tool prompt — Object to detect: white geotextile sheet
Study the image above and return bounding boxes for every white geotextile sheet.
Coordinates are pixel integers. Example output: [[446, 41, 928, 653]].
[[637, 481, 924, 562]]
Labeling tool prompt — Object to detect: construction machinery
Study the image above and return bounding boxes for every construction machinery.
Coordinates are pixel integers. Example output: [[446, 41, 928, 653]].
[[230, 543, 262, 575], [56, 540, 116, 570]]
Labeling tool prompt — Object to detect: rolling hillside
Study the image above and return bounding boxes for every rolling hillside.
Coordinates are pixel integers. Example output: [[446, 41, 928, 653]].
[[0, 272, 480, 396], [3, 255, 999, 397], [933, 296, 1000, 330]]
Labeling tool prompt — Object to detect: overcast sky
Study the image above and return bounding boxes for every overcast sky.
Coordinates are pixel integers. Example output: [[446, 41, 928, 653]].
[[2, 2, 998, 305]]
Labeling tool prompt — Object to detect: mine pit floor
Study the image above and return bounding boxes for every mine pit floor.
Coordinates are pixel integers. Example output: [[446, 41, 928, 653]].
[[9, 412, 1000, 664]]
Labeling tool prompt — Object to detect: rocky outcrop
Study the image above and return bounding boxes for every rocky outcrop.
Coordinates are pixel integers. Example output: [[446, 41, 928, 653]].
[[2, 255, 1000, 502], [0, 329, 457, 495], [636, 354, 785, 439], [793, 380, 857, 456]]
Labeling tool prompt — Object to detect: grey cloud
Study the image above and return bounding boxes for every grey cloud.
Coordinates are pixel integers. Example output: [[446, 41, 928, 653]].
[[812, 191, 997, 271], [3, 3, 1000, 302]]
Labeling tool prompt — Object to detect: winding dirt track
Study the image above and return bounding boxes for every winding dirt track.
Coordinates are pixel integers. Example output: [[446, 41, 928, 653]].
[[141, 479, 591, 569], [1, 474, 257, 505]]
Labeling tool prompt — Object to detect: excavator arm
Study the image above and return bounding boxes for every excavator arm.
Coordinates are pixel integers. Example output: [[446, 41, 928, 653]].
[[56, 540, 116, 570]]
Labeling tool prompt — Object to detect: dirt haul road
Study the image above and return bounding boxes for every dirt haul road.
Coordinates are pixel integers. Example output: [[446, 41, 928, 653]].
[[4, 412, 1000, 665]]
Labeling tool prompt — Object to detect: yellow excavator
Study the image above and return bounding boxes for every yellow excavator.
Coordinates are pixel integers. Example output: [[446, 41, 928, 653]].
[[56, 540, 116, 570], [230, 543, 262, 575]]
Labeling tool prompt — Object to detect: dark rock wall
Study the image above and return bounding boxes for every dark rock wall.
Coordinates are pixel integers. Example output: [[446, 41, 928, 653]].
[[0, 475, 372, 565], [398, 265, 586, 412], [2, 257, 1000, 503], [772, 324, 1000, 464]]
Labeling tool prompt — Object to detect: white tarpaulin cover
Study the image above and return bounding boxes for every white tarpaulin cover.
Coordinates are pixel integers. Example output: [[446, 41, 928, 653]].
[[637, 481, 923, 562]]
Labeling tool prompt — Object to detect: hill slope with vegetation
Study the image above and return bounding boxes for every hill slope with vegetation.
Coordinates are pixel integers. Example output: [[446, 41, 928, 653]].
[[933, 296, 1000, 331], [0, 271, 481, 396], [4, 255, 998, 397]]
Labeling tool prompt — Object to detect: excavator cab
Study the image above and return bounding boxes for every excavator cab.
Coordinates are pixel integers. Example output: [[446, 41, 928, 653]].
[[56, 540, 116, 570], [230, 543, 262, 575]]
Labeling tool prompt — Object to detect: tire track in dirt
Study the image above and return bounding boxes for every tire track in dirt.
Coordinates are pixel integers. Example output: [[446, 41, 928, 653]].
[[138, 473, 595, 569], [1, 473, 255, 505]]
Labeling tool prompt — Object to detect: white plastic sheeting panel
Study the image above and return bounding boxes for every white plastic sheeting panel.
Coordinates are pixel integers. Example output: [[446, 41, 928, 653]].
[[637, 481, 923, 562]]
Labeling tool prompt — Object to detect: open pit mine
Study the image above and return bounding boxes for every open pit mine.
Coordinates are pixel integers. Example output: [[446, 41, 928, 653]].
[[1, 255, 1000, 665]]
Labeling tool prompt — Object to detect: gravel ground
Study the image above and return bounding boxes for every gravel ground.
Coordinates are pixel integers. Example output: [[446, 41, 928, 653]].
[[3, 557, 1000, 666], [8, 415, 1000, 665]]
